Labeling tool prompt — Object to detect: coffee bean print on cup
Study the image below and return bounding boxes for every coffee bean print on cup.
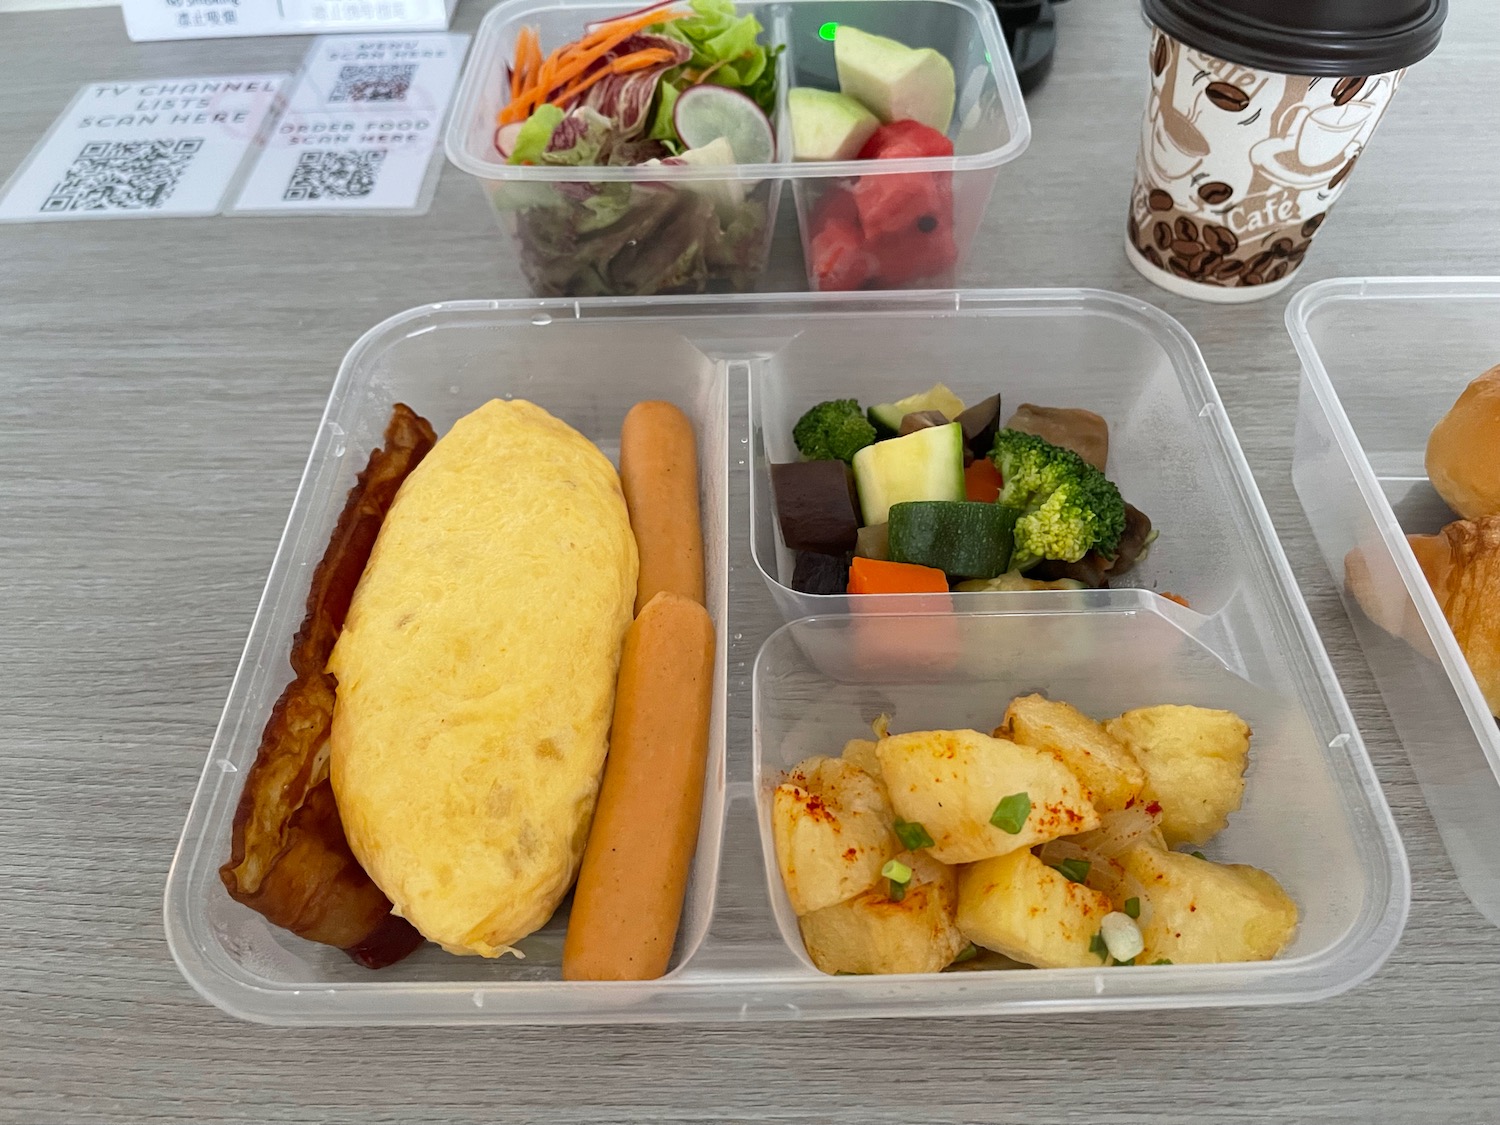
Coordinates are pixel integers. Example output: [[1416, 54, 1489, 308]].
[[1332, 76, 1368, 106], [1329, 154, 1359, 190], [1154, 221, 1172, 250], [1203, 224, 1238, 254], [1301, 214, 1326, 238], [1148, 189, 1174, 212], [1204, 82, 1251, 113], [1197, 181, 1233, 205], [1152, 36, 1169, 77]]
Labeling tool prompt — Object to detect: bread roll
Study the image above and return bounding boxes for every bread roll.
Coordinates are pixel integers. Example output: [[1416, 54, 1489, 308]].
[[328, 400, 638, 956], [1420, 516, 1500, 718], [1427, 364, 1500, 520]]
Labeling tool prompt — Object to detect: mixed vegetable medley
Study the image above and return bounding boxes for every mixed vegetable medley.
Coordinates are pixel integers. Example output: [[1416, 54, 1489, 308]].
[[771, 384, 1159, 596]]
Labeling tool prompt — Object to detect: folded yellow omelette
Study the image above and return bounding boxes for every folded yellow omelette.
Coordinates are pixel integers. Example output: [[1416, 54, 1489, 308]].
[[328, 399, 639, 956]]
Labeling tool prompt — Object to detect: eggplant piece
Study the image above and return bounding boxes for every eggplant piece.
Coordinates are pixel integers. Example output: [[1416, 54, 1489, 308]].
[[771, 460, 860, 554], [955, 394, 1002, 458], [897, 410, 953, 437], [1108, 504, 1155, 578], [1004, 404, 1110, 472], [792, 551, 852, 595]]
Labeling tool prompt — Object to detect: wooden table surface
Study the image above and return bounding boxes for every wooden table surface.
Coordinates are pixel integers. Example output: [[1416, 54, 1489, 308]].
[[4, 2, 1499, 1122]]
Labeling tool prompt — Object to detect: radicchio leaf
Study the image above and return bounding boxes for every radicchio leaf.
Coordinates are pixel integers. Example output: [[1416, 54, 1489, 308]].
[[577, 34, 691, 138]]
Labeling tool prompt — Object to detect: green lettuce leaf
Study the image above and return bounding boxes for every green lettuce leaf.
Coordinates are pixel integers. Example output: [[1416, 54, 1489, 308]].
[[653, 0, 780, 117], [507, 104, 564, 166]]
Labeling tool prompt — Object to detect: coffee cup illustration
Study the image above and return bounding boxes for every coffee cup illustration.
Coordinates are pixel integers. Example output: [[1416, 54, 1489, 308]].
[[1129, 32, 1405, 302]]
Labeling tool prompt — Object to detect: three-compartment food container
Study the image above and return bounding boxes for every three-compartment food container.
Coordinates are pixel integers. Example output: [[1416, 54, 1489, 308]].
[[166, 289, 1407, 1025], [1290, 276, 1500, 930], [443, 0, 1029, 298]]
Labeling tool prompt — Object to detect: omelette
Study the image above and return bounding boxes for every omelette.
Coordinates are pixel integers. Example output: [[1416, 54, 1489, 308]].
[[327, 399, 638, 956]]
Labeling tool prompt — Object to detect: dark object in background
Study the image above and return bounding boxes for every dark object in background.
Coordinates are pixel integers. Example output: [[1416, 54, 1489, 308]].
[[990, 0, 1070, 95]]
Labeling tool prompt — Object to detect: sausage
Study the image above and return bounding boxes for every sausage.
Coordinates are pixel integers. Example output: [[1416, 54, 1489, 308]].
[[562, 591, 716, 981], [619, 401, 705, 612]]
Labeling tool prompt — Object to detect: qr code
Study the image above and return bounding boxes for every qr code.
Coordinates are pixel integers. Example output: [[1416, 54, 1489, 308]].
[[328, 64, 416, 103], [41, 138, 202, 213], [283, 149, 387, 202]]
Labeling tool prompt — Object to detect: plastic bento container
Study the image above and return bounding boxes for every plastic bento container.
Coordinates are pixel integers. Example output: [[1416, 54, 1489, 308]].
[[781, 0, 1028, 291], [167, 289, 1406, 1025], [1289, 276, 1500, 930], [443, 0, 1028, 298]]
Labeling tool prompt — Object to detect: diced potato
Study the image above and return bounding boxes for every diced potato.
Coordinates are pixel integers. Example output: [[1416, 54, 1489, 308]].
[[1103, 705, 1250, 846], [1121, 844, 1298, 964], [955, 849, 1114, 968], [840, 738, 885, 785], [798, 852, 966, 975], [772, 756, 899, 916], [877, 729, 1099, 864], [999, 694, 1146, 813]]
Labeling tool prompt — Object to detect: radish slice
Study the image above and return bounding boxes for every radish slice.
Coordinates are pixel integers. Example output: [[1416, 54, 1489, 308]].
[[495, 122, 524, 158], [673, 84, 775, 164], [584, 0, 679, 34]]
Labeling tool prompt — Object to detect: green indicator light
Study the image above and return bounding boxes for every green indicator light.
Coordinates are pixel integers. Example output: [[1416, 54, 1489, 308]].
[[819, 21, 839, 40]]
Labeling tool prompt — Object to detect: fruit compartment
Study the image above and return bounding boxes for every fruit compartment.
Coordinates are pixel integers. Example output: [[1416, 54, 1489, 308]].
[[776, 0, 1026, 291], [753, 598, 1407, 1011], [1289, 276, 1500, 930], [166, 290, 1405, 1024]]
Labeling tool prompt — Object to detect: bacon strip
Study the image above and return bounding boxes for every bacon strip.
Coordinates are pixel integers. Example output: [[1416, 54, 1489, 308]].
[[220, 403, 436, 968]]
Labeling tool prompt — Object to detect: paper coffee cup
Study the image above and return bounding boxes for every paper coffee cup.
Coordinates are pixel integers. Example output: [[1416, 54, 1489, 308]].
[[1127, 31, 1405, 303]]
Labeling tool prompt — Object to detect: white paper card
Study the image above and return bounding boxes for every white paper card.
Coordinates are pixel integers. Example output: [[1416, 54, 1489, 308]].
[[0, 76, 286, 222], [229, 34, 468, 215], [121, 0, 456, 42], [286, 32, 469, 114]]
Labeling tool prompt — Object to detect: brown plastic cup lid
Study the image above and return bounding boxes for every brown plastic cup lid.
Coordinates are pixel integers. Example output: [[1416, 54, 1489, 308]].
[[1142, 0, 1447, 76]]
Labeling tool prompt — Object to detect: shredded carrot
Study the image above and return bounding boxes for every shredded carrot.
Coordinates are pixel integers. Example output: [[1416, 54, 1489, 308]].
[[498, 9, 687, 125]]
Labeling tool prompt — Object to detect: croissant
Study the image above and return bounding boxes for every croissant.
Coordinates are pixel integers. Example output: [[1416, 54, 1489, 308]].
[[1409, 516, 1500, 717]]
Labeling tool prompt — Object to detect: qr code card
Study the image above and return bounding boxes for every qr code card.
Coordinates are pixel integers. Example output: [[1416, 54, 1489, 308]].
[[228, 109, 444, 213], [0, 76, 286, 222], [228, 33, 468, 215], [285, 33, 469, 115]]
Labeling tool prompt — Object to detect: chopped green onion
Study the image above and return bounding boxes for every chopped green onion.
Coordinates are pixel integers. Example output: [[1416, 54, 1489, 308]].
[[1051, 858, 1090, 884], [1100, 911, 1146, 963], [881, 858, 914, 885], [888, 878, 907, 902], [1152, 958, 1173, 965], [1114, 956, 1136, 967], [1123, 896, 1141, 919], [894, 819, 935, 851], [1088, 931, 1108, 962], [1191, 850, 1207, 861], [951, 943, 979, 964], [989, 792, 1031, 834]]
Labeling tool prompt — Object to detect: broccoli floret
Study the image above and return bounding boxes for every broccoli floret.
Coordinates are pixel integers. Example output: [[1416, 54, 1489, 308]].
[[793, 399, 877, 464], [991, 428, 1126, 571]]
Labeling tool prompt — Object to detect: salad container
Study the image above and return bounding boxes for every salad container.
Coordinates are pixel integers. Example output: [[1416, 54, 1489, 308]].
[[1290, 276, 1500, 930], [167, 289, 1407, 1025], [443, 0, 1029, 298]]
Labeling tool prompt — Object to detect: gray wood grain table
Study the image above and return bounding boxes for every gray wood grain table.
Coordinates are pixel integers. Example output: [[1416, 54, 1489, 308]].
[[4, 2, 1499, 1122]]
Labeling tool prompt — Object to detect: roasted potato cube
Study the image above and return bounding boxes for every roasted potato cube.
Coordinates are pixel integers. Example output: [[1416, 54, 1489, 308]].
[[840, 738, 885, 786], [1121, 844, 1298, 964], [956, 848, 1114, 968], [798, 852, 966, 975], [1103, 706, 1250, 846], [772, 756, 899, 916], [1000, 694, 1146, 813], [877, 729, 1098, 864]]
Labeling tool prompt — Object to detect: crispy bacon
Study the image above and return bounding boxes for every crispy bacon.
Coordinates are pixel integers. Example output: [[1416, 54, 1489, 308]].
[[219, 403, 436, 968]]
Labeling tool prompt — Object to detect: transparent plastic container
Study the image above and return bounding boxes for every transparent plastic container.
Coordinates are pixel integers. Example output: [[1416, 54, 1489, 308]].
[[167, 290, 1406, 1025], [442, 0, 1028, 298], [780, 0, 1026, 292], [1289, 276, 1500, 930]]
